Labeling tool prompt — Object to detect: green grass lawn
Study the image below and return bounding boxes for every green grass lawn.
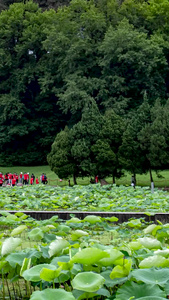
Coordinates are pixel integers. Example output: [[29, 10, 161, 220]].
[[0, 165, 168, 187]]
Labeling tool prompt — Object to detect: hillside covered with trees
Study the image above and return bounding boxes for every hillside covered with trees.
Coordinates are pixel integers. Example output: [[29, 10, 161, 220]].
[[0, 0, 169, 182]]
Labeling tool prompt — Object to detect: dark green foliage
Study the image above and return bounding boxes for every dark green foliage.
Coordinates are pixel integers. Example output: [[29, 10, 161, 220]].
[[47, 126, 76, 179], [0, 2, 67, 165], [1, 0, 169, 175]]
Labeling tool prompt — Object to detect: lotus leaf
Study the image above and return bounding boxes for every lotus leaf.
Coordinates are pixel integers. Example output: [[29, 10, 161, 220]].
[[115, 281, 166, 300], [49, 238, 70, 257], [132, 268, 169, 286], [28, 228, 44, 241], [139, 237, 161, 249], [98, 249, 124, 266], [40, 266, 62, 281], [6, 252, 28, 268], [139, 255, 169, 268], [154, 249, 169, 257], [71, 230, 88, 241], [71, 247, 109, 264], [127, 219, 142, 228], [110, 259, 132, 279], [22, 264, 56, 282], [72, 271, 105, 292], [83, 215, 101, 224], [57, 225, 71, 232], [11, 225, 27, 236], [144, 224, 159, 234], [128, 241, 143, 251], [30, 288, 76, 300], [1, 237, 21, 256], [66, 218, 81, 224]]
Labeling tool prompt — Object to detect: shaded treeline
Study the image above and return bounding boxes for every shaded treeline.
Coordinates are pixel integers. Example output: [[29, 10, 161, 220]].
[[0, 0, 169, 181]]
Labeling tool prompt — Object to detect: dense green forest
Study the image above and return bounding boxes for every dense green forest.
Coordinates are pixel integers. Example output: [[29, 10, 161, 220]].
[[1, 0, 169, 182]]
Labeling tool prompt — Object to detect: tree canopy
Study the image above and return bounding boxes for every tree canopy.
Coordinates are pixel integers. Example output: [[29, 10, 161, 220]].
[[0, 0, 169, 183]]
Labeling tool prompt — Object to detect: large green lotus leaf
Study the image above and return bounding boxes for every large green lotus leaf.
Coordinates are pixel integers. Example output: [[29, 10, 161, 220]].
[[44, 225, 55, 230], [43, 233, 56, 243], [1, 237, 21, 256], [40, 266, 62, 281], [154, 249, 169, 257], [30, 288, 76, 300], [139, 237, 161, 249], [127, 219, 142, 228], [128, 241, 143, 251], [66, 218, 81, 224], [51, 255, 70, 266], [83, 216, 101, 224], [6, 214, 19, 221], [71, 230, 88, 241], [6, 252, 28, 268], [11, 225, 27, 236], [22, 264, 56, 282], [132, 268, 169, 286], [110, 259, 132, 279], [115, 281, 166, 300], [152, 225, 162, 236], [49, 239, 70, 257], [71, 248, 109, 264], [139, 255, 169, 268], [144, 224, 160, 235], [107, 216, 119, 222], [98, 249, 124, 266], [156, 230, 169, 243], [28, 228, 44, 241], [72, 272, 105, 292], [57, 225, 71, 233]]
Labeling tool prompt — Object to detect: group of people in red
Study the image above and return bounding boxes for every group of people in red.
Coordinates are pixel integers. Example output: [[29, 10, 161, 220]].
[[0, 172, 44, 186]]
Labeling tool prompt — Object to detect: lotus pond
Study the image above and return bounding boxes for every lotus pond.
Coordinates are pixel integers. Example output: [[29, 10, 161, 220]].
[[1, 212, 169, 299], [0, 184, 169, 212]]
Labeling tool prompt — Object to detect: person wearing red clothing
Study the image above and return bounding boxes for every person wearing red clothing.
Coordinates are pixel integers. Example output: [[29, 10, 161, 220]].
[[15, 174, 18, 184], [8, 173, 13, 184], [19, 172, 23, 183], [0, 178, 3, 186], [5, 173, 8, 184], [36, 177, 39, 184], [11, 178, 16, 187], [30, 178, 34, 185], [23, 173, 28, 185], [95, 175, 99, 184]]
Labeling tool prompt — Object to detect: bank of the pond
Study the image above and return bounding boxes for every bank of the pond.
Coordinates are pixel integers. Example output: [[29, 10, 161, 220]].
[[1, 211, 169, 223]]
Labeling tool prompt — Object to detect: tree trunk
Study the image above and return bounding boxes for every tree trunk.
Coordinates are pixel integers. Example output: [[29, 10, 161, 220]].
[[134, 173, 136, 186], [149, 168, 154, 193], [73, 174, 77, 185], [149, 168, 153, 183]]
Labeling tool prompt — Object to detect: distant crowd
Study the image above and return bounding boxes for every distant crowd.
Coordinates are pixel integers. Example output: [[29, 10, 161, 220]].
[[0, 172, 48, 186]]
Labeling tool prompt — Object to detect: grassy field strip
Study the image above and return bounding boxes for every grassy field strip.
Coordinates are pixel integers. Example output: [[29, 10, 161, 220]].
[[0, 165, 168, 187]]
